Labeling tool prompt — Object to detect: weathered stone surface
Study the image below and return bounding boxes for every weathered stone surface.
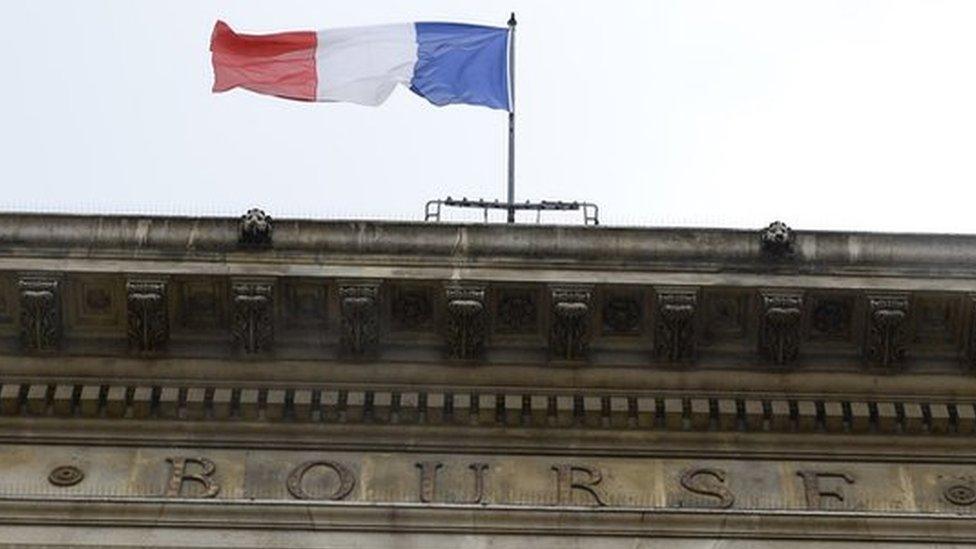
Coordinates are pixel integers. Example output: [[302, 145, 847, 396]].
[[2, 214, 976, 545]]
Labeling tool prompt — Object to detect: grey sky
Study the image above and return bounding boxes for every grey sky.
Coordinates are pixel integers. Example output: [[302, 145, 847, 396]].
[[2, 1, 975, 231]]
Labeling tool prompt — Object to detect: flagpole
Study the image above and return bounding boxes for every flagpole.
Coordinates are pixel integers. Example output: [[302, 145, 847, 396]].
[[506, 12, 517, 223]]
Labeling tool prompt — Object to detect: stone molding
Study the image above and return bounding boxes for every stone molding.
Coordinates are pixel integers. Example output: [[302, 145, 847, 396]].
[[0, 379, 968, 436], [6, 214, 976, 276], [0, 497, 975, 544]]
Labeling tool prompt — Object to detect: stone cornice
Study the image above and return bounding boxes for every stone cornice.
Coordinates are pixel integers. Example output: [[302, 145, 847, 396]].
[[3, 213, 976, 278]]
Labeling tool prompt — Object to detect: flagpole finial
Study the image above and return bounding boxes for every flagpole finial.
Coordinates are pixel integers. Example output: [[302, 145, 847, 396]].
[[508, 12, 517, 27]]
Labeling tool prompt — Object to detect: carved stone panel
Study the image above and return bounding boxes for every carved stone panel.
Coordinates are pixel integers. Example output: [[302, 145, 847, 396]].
[[126, 279, 168, 352], [496, 290, 537, 334], [759, 290, 803, 365], [810, 295, 854, 341], [966, 295, 976, 371], [655, 287, 698, 362], [231, 280, 274, 353], [0, 275, 14, 326], [177, 279, 226, 330], [391, 286, 432, 331], [445, 284, 486, 359], [549, 286, 592, 361], [18, 277, 61, 352], [72, 277, 122, 329], [602, 293, 642, 335], [340, 282, 380, 356], [282, 281, 327, 328], [865, 293, 910, 367]]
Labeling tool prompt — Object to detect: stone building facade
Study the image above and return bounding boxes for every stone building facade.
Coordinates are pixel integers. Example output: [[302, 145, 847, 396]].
[[0, 213, 975, 547]]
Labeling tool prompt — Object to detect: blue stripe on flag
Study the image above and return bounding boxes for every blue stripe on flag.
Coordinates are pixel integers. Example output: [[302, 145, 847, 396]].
[[410, 23, 510, 110]]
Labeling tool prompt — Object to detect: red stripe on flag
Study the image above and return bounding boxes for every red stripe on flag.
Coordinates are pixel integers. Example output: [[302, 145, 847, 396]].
[[210, 21, 317, 101]]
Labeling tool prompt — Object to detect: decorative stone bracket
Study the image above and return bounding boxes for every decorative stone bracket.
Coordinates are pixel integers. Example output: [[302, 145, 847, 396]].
[[865, 293, 910, 367], [655, 287, 698, 363], [445, 284, 487, 359], [126, 279, 168, 352], [550, 286, 593, 361], [339, 282, 380, 356], [18, 277, 61, 352], [232, 280, 274, 354], [759, 290, 804, 365]]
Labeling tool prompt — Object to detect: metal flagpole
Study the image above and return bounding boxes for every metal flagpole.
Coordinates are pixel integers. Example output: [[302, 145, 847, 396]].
[[506, 13, 517, 223], [421, 13, 599, 226]]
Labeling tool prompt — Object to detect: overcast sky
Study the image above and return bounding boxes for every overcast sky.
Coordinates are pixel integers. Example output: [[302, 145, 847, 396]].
[[2, 1, 975, 231]]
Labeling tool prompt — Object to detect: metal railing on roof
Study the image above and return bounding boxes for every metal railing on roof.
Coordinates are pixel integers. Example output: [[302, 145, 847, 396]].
[[424, 197, 599, 226]]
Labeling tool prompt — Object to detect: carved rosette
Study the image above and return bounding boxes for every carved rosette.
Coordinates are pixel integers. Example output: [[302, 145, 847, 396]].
[[445, 285, 487, 359], [654, 288, 698, 362], [497, 292, 536, 333], [126, 279, 168, 352], [391, 288, 431, 330], [603, 296, 642, 335], [231, 280, 274, 353], [549, 286, 592, 360], [760, 220, 795, 258], [759, 290, 803, 365], [339, 282, 380, 356], [239, 208, 272, 247], [18, 277, 61, 352], [865, 294, 909, 367]]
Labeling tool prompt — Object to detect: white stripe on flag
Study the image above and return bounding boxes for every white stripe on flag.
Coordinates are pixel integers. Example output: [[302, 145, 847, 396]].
[[315, 24, 418, 106]]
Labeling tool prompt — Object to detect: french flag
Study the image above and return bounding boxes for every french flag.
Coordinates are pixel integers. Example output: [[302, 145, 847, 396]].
[[211, 20, 511, 110]]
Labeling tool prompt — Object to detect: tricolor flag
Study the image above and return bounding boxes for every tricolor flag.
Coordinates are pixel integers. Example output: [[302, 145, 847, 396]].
[[210, 20, 511, 110]]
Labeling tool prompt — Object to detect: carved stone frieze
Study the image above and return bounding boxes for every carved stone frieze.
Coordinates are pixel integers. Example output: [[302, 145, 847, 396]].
[[231, 280, 274, 353], [18, 277, 61, 352], [339, 282, 380, 356], [865, 294, 910, 367], [759, 290, 803, 365], [549, 286, 592, 360], [655, 287, 698, 362], [445, 284, 486, 359], [126, 279, 168, 352], [239, 208, 272, 247], [760, 220, 795, 258]]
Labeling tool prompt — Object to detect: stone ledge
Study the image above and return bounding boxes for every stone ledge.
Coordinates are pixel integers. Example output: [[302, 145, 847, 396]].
[[3, 214, 976, 276], [0, 497, 974, 542]]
